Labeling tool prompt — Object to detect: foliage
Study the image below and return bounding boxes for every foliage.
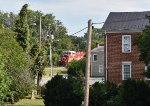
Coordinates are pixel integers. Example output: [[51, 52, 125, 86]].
[[10, 70, 34, 102], [30, 44, 40, 58], [0, 28, 34, 102], [54, 37, 74, 52], [84, 28, 104, 49], [89, 82, 119, 106], [30, 53, 45, 78], [0, 55, 10, 104], [135, 26, 150, 65], [91, 28, 104, 49], [52, 52, 59, 66], [15, 4, 30, 51], [0, 11, 16, 29], [121, 79, 150, 106], [69, 36, 86, 51], [67, 58, 86, 79], [43, 75, 83, 106], [134, 25, 150, 78], [144, 66, 150, 78], [89, 79, 150, 106]]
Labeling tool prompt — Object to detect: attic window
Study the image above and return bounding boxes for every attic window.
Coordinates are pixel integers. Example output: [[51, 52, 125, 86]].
[[122, 35, 131, 53]]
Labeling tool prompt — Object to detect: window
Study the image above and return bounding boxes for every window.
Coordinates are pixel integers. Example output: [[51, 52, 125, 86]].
[[122, 35, 131, 53], [93, 54, 97, 61], [99, 65, 103, 73], [122, 62, 131, 80]]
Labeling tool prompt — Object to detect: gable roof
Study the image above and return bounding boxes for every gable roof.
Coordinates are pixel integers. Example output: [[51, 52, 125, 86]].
[[102, 11, 150, 33], [91, 46, 104, 52]]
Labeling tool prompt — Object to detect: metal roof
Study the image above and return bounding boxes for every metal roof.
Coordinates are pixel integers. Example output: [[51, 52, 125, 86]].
[[102, 11, 150, 32]]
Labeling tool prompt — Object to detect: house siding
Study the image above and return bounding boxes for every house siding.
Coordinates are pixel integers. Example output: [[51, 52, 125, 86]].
[[91, 51, 104, 77], [105, 33, 145, 84]]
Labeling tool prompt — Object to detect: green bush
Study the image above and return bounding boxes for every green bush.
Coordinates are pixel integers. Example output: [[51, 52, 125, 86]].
[[89, 82, 119, 106], [121, 79, 150, 106], [0, 55, 10, 104], [67, 58, 86, 79], [43, 75, 83, 106]]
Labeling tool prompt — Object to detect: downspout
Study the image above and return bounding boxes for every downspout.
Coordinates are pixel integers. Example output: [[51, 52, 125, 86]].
[[105, 30, 108, 81], [91, 53, 92, 77]]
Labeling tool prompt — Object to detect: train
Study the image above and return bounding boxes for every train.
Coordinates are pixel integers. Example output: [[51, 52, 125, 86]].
[[59, 51, 85, 66]]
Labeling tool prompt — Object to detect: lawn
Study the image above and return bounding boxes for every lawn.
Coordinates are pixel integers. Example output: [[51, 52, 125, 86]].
[[14, 98, 44, 106], [44, 66, 67, 77]]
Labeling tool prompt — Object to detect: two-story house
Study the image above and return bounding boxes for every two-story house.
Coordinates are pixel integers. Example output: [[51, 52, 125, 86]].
[[102, 12, 150, 84]]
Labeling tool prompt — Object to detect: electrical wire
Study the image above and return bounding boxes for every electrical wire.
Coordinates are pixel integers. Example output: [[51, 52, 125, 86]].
[[70, 26, 88, 36], [69, 17, 148, 36]]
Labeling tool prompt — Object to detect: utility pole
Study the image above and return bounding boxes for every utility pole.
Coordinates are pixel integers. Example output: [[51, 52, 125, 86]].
[[84, 19, 92, 106], [39, 16, 42, 50], [49, 34, 54, 77], [37, 16, 42, 95]]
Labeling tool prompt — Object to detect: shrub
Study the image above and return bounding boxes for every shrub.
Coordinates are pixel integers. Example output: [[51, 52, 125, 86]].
[[121, 79, 150, 106], [89, 82, 119, 106], [43, 75, 83, 106]]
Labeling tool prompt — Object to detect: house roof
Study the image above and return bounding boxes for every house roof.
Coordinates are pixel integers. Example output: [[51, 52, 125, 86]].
[[102, 11, 150, 33], [91, 46, 104, 52]]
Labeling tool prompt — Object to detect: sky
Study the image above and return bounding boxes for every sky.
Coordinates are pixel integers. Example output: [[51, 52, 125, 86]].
[[0, 0, 150, 36]]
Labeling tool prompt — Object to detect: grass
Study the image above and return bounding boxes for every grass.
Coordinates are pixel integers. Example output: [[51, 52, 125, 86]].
[[14, 98, 44, 106], [43, 66, 67, 77]]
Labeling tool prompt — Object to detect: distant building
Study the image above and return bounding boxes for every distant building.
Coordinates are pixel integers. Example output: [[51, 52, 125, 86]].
[[91, 45, 104, 78], [102, 12, 149, 84]]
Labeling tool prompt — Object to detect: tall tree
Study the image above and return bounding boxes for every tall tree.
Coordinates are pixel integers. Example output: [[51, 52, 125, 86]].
[[15, 4, 30, 52]]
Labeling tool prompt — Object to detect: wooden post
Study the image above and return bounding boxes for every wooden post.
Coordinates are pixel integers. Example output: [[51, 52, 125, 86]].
[[39, 16, 42, 50], [84, 19, 92, 106]]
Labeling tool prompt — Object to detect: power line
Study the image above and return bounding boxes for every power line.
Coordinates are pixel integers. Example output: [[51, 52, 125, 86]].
[[69, 17, 148, 36], [69, 22, 105, 36], [92, 22, 105, 24], [70, 26, 88, 36]]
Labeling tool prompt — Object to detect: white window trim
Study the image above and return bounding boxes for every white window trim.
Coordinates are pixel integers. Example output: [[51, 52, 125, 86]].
[[93, 54, 97, 62], [122, 35, 131, 53], [99, 65, 103, 73], [122, 61, 132, 80]]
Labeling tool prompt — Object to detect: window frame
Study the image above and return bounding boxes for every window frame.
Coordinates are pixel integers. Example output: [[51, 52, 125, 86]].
[[122, 35, 131, 53], [99, 65, 103, 73], [93, 54, 98, 62], [122, 61, 132, 80]]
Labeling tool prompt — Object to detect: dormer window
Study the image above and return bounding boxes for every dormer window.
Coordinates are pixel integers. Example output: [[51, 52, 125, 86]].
[[122, 35, 131, 53]]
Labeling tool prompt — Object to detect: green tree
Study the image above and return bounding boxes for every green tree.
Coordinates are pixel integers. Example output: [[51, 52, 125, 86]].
[[43, 75, 83, 106], [84, 28, 104, 49], [0, 54, 10, 104], [135, 25, 150, 78], [0, 28, 33, 102], [67, 58, 86, 79], [15, 4, 30, 51]]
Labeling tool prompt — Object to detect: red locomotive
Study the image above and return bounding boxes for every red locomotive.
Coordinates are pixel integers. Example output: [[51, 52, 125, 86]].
[[59, 51, 85, 66]]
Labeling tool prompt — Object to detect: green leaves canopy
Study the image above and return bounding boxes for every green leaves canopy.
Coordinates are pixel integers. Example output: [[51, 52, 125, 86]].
[[15, 4, 30, 52]]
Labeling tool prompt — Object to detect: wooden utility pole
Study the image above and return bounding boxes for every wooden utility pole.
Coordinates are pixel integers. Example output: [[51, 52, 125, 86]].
[[37, 16, 42, 95], [39, 16, 42, 50], [84, 19, 92, 106]]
